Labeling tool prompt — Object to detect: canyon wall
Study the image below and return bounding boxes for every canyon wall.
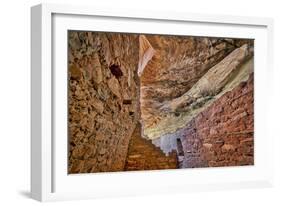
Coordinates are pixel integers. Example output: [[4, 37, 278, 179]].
[[139, 35, 252, 140], [144, 36, 254, 168], [68, 31, 140, 173]]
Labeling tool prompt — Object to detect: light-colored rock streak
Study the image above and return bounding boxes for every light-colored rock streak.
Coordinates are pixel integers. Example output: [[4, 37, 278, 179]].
[[161, 44, 253, 113], [138, 35, 155, 76], [145, 46, 253, 140]]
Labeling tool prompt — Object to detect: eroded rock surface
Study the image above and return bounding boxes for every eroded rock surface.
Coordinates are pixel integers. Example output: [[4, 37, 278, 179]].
[[139, 35, 253, 139], [140, 35, 254, 168], [68, 31, 140, 173]]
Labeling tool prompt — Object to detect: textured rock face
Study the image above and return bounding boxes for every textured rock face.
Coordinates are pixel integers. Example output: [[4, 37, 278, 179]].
[[180, 74, 254, 167], [161, 44, 253, 113], [68, 31, 140, 173], [141, 35, 254, 168], [153, 73, 254, 168], [139, 35, 253, 139]]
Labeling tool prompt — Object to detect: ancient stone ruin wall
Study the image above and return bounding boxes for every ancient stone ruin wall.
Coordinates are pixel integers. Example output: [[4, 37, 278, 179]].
[[68, 31, 140, 173], [180, 74, 254, 168]]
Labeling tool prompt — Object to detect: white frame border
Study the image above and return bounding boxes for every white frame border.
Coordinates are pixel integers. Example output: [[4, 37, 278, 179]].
[[31, 3, 274, 202]]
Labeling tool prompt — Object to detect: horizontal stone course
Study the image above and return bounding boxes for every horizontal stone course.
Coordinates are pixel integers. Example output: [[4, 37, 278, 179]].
[[180, 74, 254, 168]]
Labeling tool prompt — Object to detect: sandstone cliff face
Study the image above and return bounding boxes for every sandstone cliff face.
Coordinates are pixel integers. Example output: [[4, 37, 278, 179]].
[[68, 31, 140, 173], [140, 35, 254, 168], [139, 35, 253, 140]]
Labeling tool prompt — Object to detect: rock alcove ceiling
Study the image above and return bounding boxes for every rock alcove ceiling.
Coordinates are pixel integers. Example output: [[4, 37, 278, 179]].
[[68, 31, 254, 173]]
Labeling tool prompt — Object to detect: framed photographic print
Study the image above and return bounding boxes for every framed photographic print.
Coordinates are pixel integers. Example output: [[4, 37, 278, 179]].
[[31, 3, 274, 201]]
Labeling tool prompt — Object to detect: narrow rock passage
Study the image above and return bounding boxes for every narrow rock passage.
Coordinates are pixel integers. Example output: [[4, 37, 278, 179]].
[[124, 124, 178, 171]]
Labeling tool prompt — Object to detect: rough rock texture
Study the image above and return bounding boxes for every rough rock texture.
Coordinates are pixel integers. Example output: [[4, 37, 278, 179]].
[[161, 44, 253, 113], [179, 74, 254, 167], [148, 54, 253, 142], [143, 36, 254, 168], [125, 124, 178, 171], [139, 35, 253, 139], [68, 31, 140, 173]]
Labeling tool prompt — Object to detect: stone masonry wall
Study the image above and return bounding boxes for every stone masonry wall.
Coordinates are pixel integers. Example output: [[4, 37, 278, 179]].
[[180, 74, 254, 168], [68, 31, 140, 173]]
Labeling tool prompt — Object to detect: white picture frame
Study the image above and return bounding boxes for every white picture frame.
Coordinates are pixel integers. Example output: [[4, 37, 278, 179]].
[[31, 3, 274, 202]]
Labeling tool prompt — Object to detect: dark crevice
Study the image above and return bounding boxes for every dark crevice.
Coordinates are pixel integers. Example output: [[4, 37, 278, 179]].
[[109, 64, 123, 78], [123, 99, 132, 105]]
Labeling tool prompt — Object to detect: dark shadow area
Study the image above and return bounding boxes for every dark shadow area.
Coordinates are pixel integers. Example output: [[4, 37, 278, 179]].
[[110, 64, 123, 78], [18, 190, 31, 198]]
